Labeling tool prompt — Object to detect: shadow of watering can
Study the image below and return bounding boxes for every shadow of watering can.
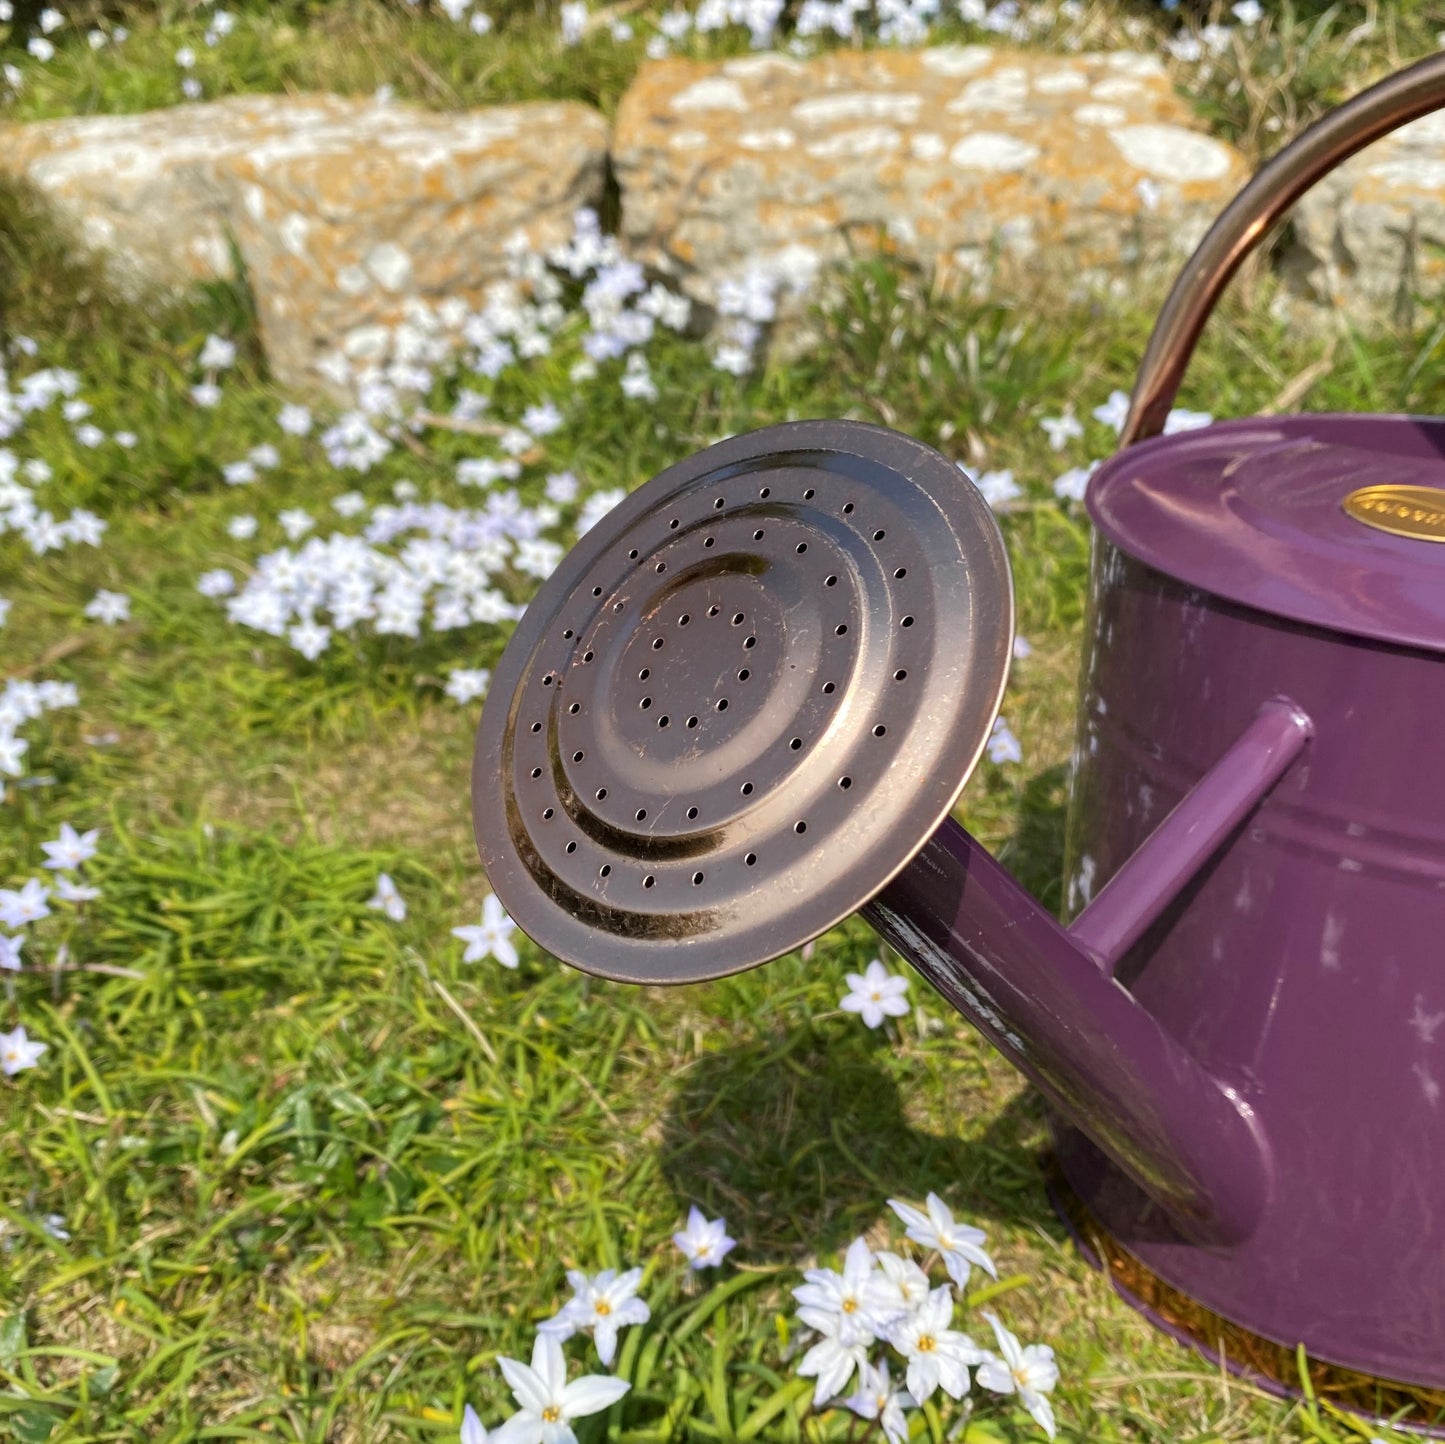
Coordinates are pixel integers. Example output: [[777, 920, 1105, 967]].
[[473, 54, 1445, 1390]]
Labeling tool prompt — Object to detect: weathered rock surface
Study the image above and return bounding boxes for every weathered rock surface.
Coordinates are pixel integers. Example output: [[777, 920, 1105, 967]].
[[0, 95, 608, 391], [1288, 111, 1445, 322], [612, 47, 1249, 313]]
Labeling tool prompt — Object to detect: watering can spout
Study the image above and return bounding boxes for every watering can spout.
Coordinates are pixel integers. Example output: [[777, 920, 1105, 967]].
[[866, 699, 1311, 1245], [470, 419, 1309, 1253]]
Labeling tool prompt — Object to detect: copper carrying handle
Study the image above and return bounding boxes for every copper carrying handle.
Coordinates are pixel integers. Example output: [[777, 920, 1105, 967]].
[[1122, 51, 1445, 448]]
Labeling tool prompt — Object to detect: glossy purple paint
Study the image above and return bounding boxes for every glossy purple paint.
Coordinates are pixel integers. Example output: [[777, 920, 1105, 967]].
[[1070, 699, 1312, 970], [1089, 414, 1445, 654], [1050, 519, 1445, 1386], [863, 824, 1272, 1247], [866, 413, 1445, 1384]]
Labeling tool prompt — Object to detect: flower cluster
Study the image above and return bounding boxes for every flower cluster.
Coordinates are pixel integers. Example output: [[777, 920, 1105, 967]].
[[0, 823, 101, 1083], [792, 1194, 1059, 1438], [0, 364, 113, 562], [215, 496, 537, 667], [196, 211, 704, 693], [710, 249, 818, 375], [459, 1207, 733, 1439], [0, 677, 79, 789]]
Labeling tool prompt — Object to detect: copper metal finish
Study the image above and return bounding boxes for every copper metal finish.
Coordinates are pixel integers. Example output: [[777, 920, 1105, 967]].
[[1122, 52, 1445, 447], [471, 420, 1014, 984]]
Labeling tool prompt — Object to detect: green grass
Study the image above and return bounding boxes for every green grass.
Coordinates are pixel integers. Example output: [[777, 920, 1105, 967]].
[[5, 5, 1445, 1439], [4, 197, 1445, 1440], [3, 0, 1443, 161]]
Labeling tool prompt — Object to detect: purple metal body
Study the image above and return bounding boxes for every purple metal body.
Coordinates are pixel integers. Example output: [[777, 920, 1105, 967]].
[[864, 413, 1445, 1385]]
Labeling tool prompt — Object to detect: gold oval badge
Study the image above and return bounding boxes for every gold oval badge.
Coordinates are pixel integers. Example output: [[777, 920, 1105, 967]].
[[1343, 484, 1445, 542]]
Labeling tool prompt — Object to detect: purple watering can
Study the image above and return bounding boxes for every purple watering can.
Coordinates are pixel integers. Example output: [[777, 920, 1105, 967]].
[[473, 54, 1445, 1395]]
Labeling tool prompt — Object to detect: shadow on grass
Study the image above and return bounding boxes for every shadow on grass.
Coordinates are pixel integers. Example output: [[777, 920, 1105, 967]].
[[660, 762, 1078, 1262], [659, 1033, 1062, 1266]]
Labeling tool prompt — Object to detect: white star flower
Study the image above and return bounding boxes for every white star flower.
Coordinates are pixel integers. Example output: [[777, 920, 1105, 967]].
[[886, 1286, 986, 1402], [199, 335, 236, 371], [0, 935, 22, 971], [40, 822, 100, 869], [227, 514, 258, 540], [0, 878, 51, 927], [278, 403, 313, 436], [1051, 462, 1098, 504], [539, 1267, 651, 1366], [1091, 389, 1131, 434], [83, 589, 130, 624], [278, 508, 315, 541], [986, 717, 1023, 765], [875, 1252, 931, 1313], [842, 1358, 914, 1444], [0, 1025, 47, 1077], [54, 876, 101, 903], [197, 569, 235, 598], [521, 401, 563, 436], [0, 731, 27, 778], [461, 1403, 488, 1444], [560, 1, 588, 41], [1039, 409, 1083, 451], [886, 1195, 996, 1293], [451, 894, 519, 968], [839, 959, 910, 1029], [494, 1333, 629, 1444], [1164, 407, 1214, 434], [191, 382, 222, 408], [672, 1205, 735, 1269], [64, 509, 105, 545], [975, 1311, 1060, 1439], [964, 466, 1021, 510], [444, 668, 491, 705], [794, 1236, 905, 1347], [797, 1308, 870, 1407], [288, 618, 331, 660], [366, 872, 406, 922]]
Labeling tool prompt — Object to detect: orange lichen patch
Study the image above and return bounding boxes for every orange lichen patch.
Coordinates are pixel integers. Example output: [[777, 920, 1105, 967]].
[[1054, 1166, 1445, 1431], [613, 45, 1247, 317]]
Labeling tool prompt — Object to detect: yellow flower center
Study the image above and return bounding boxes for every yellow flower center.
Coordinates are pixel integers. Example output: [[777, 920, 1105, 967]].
[[595, 1300, 612, 1316], [842, 1298, 857, 1313], [916, 1334, 935, 1352], [542, 1406, 562, 1423], [695, 1242, 711, 1257]]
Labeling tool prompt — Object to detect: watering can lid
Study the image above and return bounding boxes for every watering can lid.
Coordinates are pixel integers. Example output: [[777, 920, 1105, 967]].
[[1087, 413, 1445, 656]]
